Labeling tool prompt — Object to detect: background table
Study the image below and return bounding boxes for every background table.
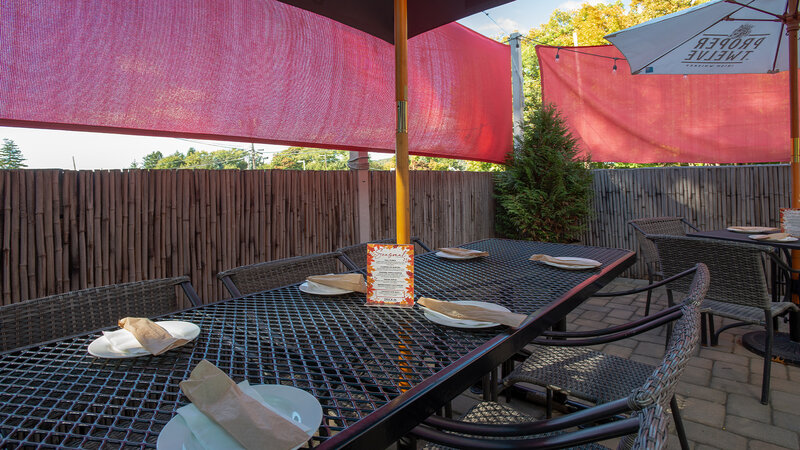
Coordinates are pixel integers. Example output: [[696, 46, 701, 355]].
[[0, 239, 634, 449]]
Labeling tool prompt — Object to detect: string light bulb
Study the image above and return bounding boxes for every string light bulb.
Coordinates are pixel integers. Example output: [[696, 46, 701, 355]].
[[612, 58, 618, 75], [555, 49, 560, 62]]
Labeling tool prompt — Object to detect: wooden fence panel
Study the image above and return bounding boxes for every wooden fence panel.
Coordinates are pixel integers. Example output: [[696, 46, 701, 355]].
[[0, 169, 495, 305], [582, 164, 791, 278]]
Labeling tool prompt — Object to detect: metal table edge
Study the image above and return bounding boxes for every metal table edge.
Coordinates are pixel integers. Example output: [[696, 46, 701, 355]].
[[318, 249, 636, 449]]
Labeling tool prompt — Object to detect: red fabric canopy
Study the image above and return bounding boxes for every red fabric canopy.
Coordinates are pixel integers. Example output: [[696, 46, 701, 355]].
[[538, 45, 791, 163], [1, 0, 512, 163]]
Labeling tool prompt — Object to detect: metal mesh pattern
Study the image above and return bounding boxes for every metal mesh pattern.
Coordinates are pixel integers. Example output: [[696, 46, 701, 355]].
[[0, 239, 632, 449], [0, 277, 190, 353], [628, 217, 691, 268], [649, 234, 772, 310], [217, 252, 348, 296]]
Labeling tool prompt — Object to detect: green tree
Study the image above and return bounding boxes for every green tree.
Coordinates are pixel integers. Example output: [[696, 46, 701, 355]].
[[0, 139, 27, 168], [495, 103, 593, 242], [269, 147, 348, 170], [154, 152, 186, 169], [184, 149, 249, 169], [140, 151, 164, 169], [408, 156, 466, 171], [370, 156, 396, 170]]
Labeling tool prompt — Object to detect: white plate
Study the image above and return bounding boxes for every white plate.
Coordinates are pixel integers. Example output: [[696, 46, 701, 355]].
[[421, 301, 510, 328], [434, 251, 484, 260], [748, 234, 799, 242], [88, 321, 200, 358], [538, 257, 602, 270], [157, 384, 322, 450], [299, 280, 352, 295]]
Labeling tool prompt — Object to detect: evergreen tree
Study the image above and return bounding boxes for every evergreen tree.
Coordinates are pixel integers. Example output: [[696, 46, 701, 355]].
[[495, 103, 593, 242], [0, 139, 27, 168]]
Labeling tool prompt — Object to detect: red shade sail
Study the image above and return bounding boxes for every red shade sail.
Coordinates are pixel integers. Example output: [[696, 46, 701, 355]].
[[538, 45, 791, 163], [0, 0, 512, 163]]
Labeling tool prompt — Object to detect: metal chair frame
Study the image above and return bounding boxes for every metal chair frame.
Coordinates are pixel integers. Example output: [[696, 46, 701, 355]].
[[628, 217, 699, 315], [0, 276, 200, 353], [217, 252, 351, 298]]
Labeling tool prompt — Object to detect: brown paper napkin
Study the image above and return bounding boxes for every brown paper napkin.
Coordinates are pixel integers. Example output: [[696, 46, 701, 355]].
[[179, 360, 310, 450], [728, 226, 781, 233], [529, 254, 599, 267], [437, 247, 489, 257], [118, 317, 189, 356], [306, 273, 367, 293], [750, 232, 792, 241], [417, 297, 526, 328]]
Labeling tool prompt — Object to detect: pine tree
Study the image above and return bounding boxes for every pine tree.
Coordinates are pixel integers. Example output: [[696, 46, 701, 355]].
[[0, 139, 27, 169]]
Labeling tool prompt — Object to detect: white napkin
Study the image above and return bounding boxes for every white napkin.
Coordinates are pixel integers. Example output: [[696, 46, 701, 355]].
[[177, 380, 310, 450], [103, 329, 146, 354]]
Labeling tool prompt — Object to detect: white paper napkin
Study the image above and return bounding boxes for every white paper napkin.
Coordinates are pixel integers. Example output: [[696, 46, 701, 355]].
[[177, 380, 310, 450]]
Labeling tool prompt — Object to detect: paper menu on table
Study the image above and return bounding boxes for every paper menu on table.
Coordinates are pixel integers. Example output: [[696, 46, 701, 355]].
[[366, 244, 414, 307]]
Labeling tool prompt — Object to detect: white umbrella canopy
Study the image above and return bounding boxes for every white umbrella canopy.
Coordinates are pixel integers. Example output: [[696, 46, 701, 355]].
[[605, 0, 797, 75]]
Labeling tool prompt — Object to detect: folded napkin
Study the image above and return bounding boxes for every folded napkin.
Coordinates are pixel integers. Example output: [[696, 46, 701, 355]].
[[529, 254, 599, 268], [750, 232, 792, 241], [417, 297, 526, 328], [179, 360, 310, 450], [437, 247, 489, 258], [118, 317, 189, 356], [306, 273, 367, 293], [728, 226, 781, 233]]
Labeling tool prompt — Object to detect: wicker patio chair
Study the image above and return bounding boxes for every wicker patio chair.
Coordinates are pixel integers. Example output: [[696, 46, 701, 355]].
[[336, 236, 432, 270], [411, 284, 704, 450], [495, 264, 708, 449], [649, 234, 799, 405], [627, 217, 699, 315], [0, 276, 200, 353], [217, 252, 351, 297]]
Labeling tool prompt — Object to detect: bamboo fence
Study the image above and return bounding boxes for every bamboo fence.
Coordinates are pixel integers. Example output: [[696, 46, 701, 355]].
[[0, 169, 495, 305]]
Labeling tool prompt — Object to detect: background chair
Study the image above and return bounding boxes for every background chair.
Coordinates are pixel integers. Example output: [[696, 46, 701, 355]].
[[410, 284, 705, 450], [337, 236, 432, 270], [628, 217, 699, 315], [217, 252, 350, 297], [498, 264, 708, 449], [649, 234, 799, 404], [0, 276, 200, 353]]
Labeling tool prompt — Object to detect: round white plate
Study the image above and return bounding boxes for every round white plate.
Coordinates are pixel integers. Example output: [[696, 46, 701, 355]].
[[421, 301, 510, 328], [88, 321, 200, 358], [299, 280, 352, 295], [157, 385, 322, 450], [539, 257, 602, 270], [435, 251, 482, 260], [748, 234, 799, 242]]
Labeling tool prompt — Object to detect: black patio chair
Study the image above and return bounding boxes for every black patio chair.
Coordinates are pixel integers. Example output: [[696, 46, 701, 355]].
[[410, 274, 705, 449], [216, 252, 351, 297], [628, 217, 699, 315], [0, 276, 201, 353], [337, 236, 432, 270], [649, 234, 799, 405]]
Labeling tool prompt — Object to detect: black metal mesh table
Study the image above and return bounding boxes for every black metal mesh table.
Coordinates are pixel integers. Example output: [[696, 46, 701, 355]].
[[0, 239, 634, 449]]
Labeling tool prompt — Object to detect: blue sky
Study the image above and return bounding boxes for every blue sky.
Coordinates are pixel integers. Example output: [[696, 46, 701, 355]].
[[1, 1, 598, 169]]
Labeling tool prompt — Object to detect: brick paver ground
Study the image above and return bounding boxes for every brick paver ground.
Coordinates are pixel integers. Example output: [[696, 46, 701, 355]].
[[434, 277, 800, 449]]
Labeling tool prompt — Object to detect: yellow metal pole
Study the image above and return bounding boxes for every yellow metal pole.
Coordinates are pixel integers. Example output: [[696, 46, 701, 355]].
[[394, 0, 410, 244]]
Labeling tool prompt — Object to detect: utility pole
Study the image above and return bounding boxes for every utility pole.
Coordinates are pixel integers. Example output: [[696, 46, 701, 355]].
[[509, 32, 525, 158], [250, 143, 256, 170]]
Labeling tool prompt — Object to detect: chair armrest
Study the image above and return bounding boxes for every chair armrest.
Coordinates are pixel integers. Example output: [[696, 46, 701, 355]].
[[179, 280, 202, 307], [593, 266, 698, 297], [541, 303, 682, 339], [535, 308, 682, 346]]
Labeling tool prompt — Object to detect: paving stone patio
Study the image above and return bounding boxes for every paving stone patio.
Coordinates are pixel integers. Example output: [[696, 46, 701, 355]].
[[437, 277, 800, 449]]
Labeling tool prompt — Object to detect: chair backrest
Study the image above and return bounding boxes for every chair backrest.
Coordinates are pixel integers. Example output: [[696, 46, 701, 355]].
[[627, 270, 706, 411], [628, 217, 694, 266], [217, 252, 348, 297], [337, 236, 430, 270], [649, 234, 772, 310], [0, 276, 194, 352]]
